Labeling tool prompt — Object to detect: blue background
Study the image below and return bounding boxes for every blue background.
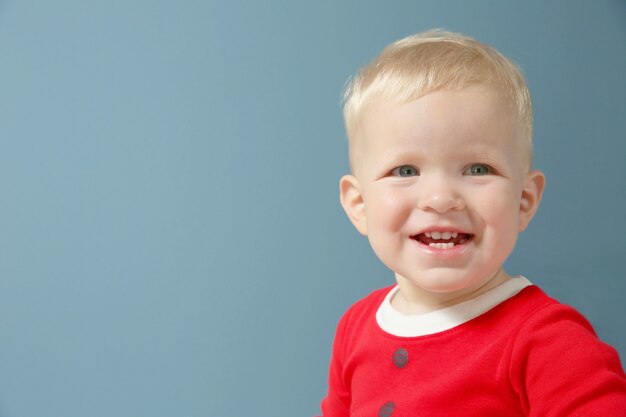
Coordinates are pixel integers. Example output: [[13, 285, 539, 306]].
[[0, 1, 624, 416]]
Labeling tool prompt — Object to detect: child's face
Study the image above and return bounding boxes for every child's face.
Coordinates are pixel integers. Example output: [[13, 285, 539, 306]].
[[340, 85, 544, 306]]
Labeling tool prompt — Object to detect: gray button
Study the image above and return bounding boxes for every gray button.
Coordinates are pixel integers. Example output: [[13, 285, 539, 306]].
[[378, 401, 395, 417], [393, 348, 408, 368]]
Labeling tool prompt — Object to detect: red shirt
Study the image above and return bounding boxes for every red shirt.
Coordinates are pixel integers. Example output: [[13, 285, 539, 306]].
[[319, 285, 626, 417]]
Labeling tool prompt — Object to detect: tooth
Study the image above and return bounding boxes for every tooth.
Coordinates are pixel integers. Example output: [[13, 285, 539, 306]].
[[425, 232, 431, 238], [428, 242, 456, 249], [451, 232, 458, 238], [431, 231, 442, 240], [442, 232, 452, 240]]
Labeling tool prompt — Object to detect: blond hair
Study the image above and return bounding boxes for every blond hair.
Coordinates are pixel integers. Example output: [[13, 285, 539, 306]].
[[343, 29, 533, 168]]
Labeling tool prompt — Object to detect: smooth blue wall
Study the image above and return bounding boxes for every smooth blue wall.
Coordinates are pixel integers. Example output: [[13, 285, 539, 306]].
[[0, 1, 624, 416]]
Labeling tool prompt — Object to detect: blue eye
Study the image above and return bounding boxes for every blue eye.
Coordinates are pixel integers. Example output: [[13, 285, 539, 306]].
[[391, 165, 419, 177], [465, 163, 492, 176]]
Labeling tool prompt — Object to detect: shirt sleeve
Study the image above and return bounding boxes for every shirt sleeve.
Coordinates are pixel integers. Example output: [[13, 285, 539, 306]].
[[317, 310, 352, 417], [510, 303, 626, 416]]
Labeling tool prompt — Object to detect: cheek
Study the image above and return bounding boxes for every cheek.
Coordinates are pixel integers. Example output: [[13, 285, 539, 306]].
[[364, 188, 413, 231], [475, 188, 522, 242]]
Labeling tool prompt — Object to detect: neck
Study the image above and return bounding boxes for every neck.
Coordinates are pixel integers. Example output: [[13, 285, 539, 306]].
[[391, 269, 511, 315]]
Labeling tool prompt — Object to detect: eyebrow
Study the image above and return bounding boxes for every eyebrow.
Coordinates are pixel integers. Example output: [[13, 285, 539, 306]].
[[374, 145, 515, 172]]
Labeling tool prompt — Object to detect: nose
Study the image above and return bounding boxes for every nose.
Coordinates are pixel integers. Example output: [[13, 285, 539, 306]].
[[416, 175, 465, 213]]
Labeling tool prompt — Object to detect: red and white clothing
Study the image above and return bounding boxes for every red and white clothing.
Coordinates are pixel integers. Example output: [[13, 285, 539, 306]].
[[319, 277, 626, 417]]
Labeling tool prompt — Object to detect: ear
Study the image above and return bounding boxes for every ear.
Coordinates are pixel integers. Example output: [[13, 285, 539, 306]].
[[339, 175, 368, 235], [518, 170, 546, 232]]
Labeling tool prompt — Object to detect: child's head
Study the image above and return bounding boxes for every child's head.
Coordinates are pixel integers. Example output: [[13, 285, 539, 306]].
[[343, 29, 533, 175], [339, 30, 545, 309]]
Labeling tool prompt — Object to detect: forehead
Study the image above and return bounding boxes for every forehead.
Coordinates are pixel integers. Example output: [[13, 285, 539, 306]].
[[350, 86, 529, 174]]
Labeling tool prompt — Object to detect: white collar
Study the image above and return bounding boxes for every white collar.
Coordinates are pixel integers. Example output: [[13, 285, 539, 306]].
[[376, 276, 532, 337]]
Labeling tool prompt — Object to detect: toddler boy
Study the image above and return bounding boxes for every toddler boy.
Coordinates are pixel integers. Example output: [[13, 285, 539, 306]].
[[319, 30, 626, 416]]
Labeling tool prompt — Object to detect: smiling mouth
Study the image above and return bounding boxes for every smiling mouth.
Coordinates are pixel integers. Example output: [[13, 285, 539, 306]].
[[411, 231, 474, 249]]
